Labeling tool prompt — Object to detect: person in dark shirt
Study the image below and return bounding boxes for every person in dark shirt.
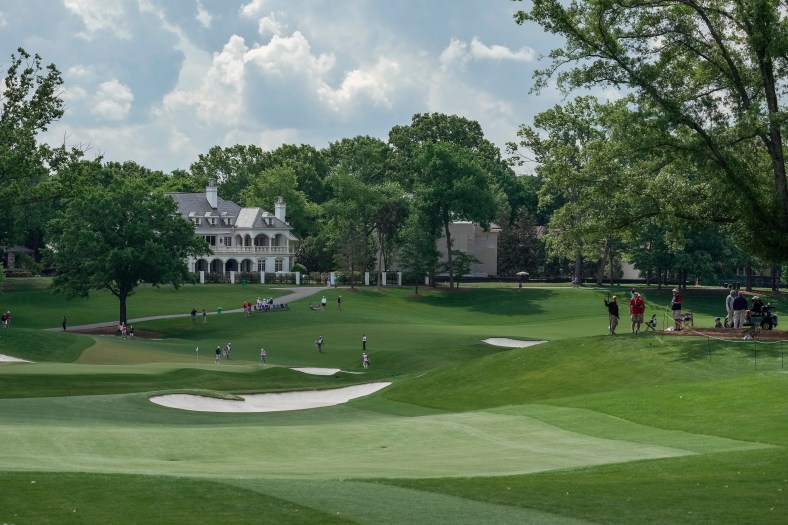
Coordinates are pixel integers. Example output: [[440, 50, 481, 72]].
[[732, 292, 748, 328], [604, 295, 620, 335]]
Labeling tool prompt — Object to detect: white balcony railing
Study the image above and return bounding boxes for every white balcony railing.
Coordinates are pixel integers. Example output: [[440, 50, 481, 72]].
[[210, 246, 290, 255]]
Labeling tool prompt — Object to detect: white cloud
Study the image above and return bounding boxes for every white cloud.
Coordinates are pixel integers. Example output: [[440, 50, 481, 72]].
[[91, 79, 134, 121], [318, 57, 401, 112], [440, 37, 535, 69], [63, 0, 130, 39], [239, 0, 269, 19], [440, 39, 470, 69], [469, 37, 535, 62], [244, 31, 335, 77], [195, 1, 212, 28], [0, 11, 7, 28], [257, 12, 285, 37]]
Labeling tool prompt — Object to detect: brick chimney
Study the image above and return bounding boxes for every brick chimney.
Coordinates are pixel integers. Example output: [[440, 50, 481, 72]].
[[206, 179, 218, 209], [275, 196, 286, 222]]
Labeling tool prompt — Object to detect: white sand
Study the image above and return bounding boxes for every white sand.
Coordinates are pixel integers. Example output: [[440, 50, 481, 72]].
[[0, 353, 32, 363], [150, 382, 391, 413], [483, 338, 547, 348], [291, 367, 341, 376]]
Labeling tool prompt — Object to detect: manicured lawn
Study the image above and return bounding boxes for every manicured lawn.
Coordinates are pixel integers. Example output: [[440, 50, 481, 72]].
[[0, 278, 785, 524]]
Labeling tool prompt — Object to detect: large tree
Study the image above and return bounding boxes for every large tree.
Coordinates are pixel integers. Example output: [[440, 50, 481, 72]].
[[0, 48, 82, 252], [48, 172, 208, 323], [239, 165, 319, 239], [516, 0, 788, 262], [411, 142, 499, 288]]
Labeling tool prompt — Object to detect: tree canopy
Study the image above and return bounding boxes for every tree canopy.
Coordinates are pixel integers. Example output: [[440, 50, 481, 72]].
[[516, 0, 788, 263], [48, 171, 208, 323]]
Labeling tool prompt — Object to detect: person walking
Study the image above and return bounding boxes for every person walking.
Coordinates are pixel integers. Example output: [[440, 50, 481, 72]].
[[629, 292, 645, 334], [202, 308, 207, 324], [260, 348, 267, 365], [321, 296, 327, 309], [603, 296, 619, 335], [62, 315, 67, 331], [191, 308, 197, 325], [362, 352, 370, 369], [725, 289, 736, 326], [315, 336, 324, 353], [336, 295, 342, 310], [732, 292, 748, 328], [215, 345, 222, 364], [362, 334, 367, 352], [671, 289, 683, 331], [225, 342, 232, 359]]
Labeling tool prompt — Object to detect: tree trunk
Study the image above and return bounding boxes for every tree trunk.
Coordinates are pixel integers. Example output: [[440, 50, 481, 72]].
[[608, 250, 616, 286], [574, 250, 583, 286], [376, 240, 383, 291], [444, 222, 454, 289], [119, 289, 128, 324], [772, 267, 780, 291], [746, 265, 753, 292]]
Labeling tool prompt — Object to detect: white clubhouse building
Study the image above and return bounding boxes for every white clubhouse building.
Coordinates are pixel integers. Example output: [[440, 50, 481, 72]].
[[166, 180, 298, 276]]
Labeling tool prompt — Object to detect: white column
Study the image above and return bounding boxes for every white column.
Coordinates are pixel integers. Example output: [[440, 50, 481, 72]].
[[230, 270, 236, 284], [199, 270, 205, 284], [295, 272, 301, 285], [425, 276, 430, 285], [330, 272, 336, 287], [260, 271, 265, 284], [397, 272, 402, 286], [365, 272, 370, 286], [382, 272, 387, 286]]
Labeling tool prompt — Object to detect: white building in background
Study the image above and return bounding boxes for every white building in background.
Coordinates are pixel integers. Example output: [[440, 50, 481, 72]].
[[166, 180, 298, 276], [436, 221, 500, 277]]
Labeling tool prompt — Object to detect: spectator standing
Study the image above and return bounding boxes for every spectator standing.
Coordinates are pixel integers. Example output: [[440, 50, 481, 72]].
[[725, 289, 736, 327], [603, 296, 619, 335], [732, 292, 748, 328], [191, 308, 197, 324], [202, 308, 207, 324], [337, 295, 342, 310], [321, 296, 327, 309], [671, 289, 683, 331], [62, 315, 67, 331], [362, 334, 367, 351], [629, 292, 646, 334]]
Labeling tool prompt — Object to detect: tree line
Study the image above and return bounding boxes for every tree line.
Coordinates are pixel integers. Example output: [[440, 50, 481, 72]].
[[3, 5, 788, 322]]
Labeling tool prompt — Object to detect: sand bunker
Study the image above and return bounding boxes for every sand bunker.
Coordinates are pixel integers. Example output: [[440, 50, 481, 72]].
[[150, 382, 391, 413], [483, 338, 547, 348], [291, 367, 341, 376], [0, 353, 31, 363]]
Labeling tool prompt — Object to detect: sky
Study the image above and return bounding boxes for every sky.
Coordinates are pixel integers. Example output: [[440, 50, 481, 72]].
[[0, 0, 581, 174]]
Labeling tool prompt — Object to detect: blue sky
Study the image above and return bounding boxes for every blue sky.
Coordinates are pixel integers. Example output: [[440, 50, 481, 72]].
[[0, 0, 588, 173]]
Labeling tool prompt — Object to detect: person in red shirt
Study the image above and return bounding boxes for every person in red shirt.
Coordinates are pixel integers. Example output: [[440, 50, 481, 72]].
[[629, 292, 646, 334]]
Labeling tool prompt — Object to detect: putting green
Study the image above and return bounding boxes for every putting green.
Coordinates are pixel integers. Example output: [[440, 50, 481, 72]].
[[0, 397, 769, 479]]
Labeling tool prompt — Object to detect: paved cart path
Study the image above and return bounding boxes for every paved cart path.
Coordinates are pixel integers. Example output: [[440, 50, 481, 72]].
[[48, 286, 327, 332]]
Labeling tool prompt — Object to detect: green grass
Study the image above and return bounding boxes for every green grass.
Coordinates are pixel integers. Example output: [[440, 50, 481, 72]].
[[0, 278, 786, 524]]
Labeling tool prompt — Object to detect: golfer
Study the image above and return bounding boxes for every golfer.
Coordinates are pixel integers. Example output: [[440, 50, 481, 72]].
[[316, 336, 324, 353], [260, 348, 266, 365]]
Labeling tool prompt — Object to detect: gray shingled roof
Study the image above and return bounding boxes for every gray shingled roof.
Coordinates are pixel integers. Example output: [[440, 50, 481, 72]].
[[165, 192, 291, 229]]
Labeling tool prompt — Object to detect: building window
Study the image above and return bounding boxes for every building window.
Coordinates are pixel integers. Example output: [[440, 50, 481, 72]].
[[275, 258, 283, 272], [224, 236, 232, 247], [257, 260, 266, 272], [203, 236, 216, 246]]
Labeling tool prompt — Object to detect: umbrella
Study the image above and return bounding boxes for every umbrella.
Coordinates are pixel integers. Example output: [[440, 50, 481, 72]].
[[516, 271, 529, 277]]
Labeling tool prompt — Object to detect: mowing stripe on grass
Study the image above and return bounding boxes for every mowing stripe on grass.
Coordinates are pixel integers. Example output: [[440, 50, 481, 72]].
[[227, 478, 593, 525], [0, 399, 760, 480]]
